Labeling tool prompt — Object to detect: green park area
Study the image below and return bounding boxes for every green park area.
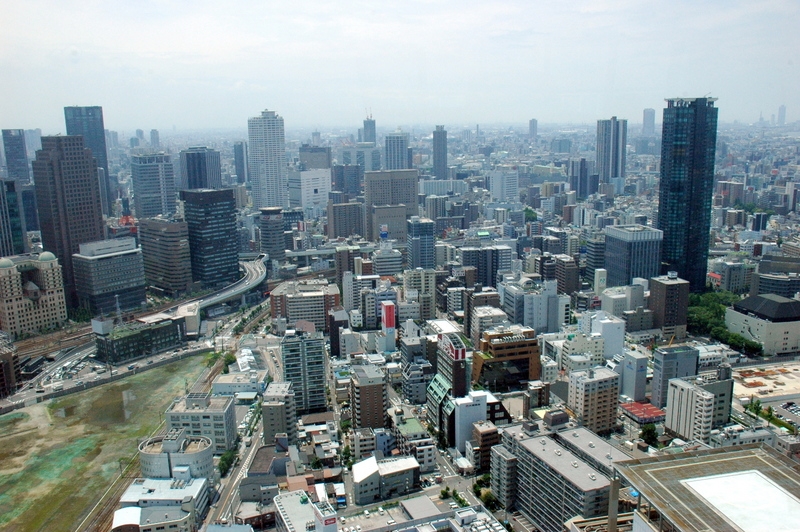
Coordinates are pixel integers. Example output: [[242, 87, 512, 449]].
[[0, 356, 205, 532]]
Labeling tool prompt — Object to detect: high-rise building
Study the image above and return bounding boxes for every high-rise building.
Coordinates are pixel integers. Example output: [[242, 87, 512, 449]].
[[270, 279, 340, 332], [657, 97, 718, 292], [460, 246, 513, 288], [0, 253, 67, 340], [64, 106, 113, 216], [19, 185, 38, 232], [642, 108, 656, 136], [350, 364, 388, 429], [138, 217, 193, 296], [403, 268, 436, 320], [568, 367, 620, 434], [2, 130, 29, 183], [384, 130, 410, 170], [331, 164, 363, 196], [604, 225, 663, 287], [0, 339, 20, 399], [340, 144, 381, 172], [281, 329, 327, 414], [233, 141, 247, 184], [651, 344, 699, 408], [487, 166, 520, 202], [327, 202, 364, 239], [131, 153, 176, 218], [596, 116, 627, 182], [180, 189, 238, 287], [363, 169, 418, 241], [287, 168, 331, 218], [528, 119, 538, 140], [32, 136, 105, 305], [0, 180, 27, 256], [363, 116, 376, 145], [778, 104, 786, 126], [259, 207, 285, 264], [432, 126, 447, 179], [665, 368, 733, 443], [406, 216, 435, 270], [262, 381, 298, 446], [72, 238, 145, 315], [298, 145, 331, 170], [179, 147, 222, 190], [247, 109, 287, 208], [649, 272, 690, 340], [149, 129, 159, 149], [568, 157, 597, 199]]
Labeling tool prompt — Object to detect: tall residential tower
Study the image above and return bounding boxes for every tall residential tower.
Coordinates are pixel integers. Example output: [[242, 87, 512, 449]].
[[248, 109, 287, 209]]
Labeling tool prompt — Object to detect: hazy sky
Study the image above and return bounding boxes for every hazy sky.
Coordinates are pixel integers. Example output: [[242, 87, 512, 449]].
[[2, 0, 798, 133]]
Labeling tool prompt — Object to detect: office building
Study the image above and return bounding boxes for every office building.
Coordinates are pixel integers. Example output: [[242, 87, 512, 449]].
[[350, 364, 388, 429], [0, 180, 27, 256], [473, 325, 540, 390], [298, 144, 331, 170], [281, 329, 327, 414], [725, 294, 800, 355], [427, 332, 469, 431], [262, 381, 298, 446], [64, 106, 113, 216], [555, 253, 581, 295], [432, 125, 447, 179], [363, 169, 418, 240], [180, 189, 238, 287], [2, 129, 29, 183], [499, 277, 570, 334], [138, 217, 193, 296], [470, 306, 510, 348], [642, 108, 656, 137], [528, 118, 538, 140], [270, 279, 340, 332], [179, 147, 222, 190], [340, 143, 381, 172], [258, 206, 285, 264], [0, 253, 67, 340], [93, 314, 185, 365], [568, 367, 620, 434], [331, 164, 363, 197], [460, 245, 513, 288], [604, 225, 663, 287], [327, 201, 363, 239], [73, 238, 145, 315], [352, 455, 420, 505], [651, 345, 699, 408], [596, 116, 627, 182], [247, 109, 287, 208], [665, 367, 733, 443], [32, 136, 105, 305], [403, 267, 436, 320], [363, 115, 376, 145], [487, 166, 519, 202], [165, 392, 237, 454], [138, 427, 214, 484], [131, 153, 177, 218], [0, 338, 20, 399], [371, 240, 403, 276], [658, 98, 718, 292], [148, 129, 159, 149], [113, 477, 208, 532], [648, 272, 690, 340], [619, 350, 648, 402], [406, 216, 435, 270], [463, 287, 501, 343], [384, 130, 410, 170], [233, 141, 247, 184], [287, 168, 331, 218]]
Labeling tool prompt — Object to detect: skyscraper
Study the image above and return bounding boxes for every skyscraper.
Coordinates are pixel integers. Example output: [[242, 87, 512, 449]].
[[407, 216, 435, 270], [778, 104, 786, 127], [131, 154, 176, 218], [363, 115, 376, 145], [180, 189, 238, 287], [138, 217, 193, 296], [149, 129, 160, 149], [657, 97, 718, 292], [529, 118, 538, 140], [642, 108, 656, 137], [432, 125, 447, 179], [2, 130, 30, 183], [233, 141, 247, 185], [363, 169, 418, 241], [259, 207, 285, 264], [179, 147, 222, 190], [603, 225, 663, 287], [247, 109, 287, 209], [281, 329, 327, 414], [384, 130, 410, 170], [32, 136, 105, 305], [0, 180, 27, 256], [596, 116, 627, 182], [64, 106, 113, 216]]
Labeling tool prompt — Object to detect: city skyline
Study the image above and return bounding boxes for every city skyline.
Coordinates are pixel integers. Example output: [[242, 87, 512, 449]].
[[1, 1, 798, 131]]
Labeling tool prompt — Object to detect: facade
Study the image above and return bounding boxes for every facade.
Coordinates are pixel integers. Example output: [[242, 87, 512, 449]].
[[262, 381, 298, 446], [258, 206, 284, 264], [619, 350, 648, 402], [372, 241, 403, 276], [403, 268, 436, 320], [64, 106, 112, 215], [0, 180, 27, 256], [567, 367, 620, 434], [281, 329, 327, 414], [460, 246, 513, 289], [179, 146, 222, 190], [33, 136, 106, 305], [287, 168, 331, 219], [490, 445, 517, 509], [165, 392, 237, 454], [138, 217, 193, 296], [499, 278, 570, 334], [2, 129, 29, 183], [130, 153, 176, 218], [665, 370, 733, 443], [657, 97, 719, 292], [363, 169, 418, 241], [138, 427, 215, 483], [93, 314, 186, 365], [331, 164, 363, 196], [180, 189, 239, 287], [298, 144, 332, 170], [327, 201, 364, 239], [487, 166, 519, 202], [651, 345, 699, 408], [0, 339, 20, 398], [406, 217, 435, 270], [248, 109, 287, 208], [0, 253, 67, 339], [73, 238, 145, 315], [432, 125, 447, 179], [473, 325, 540, 390], [642, 108, 656, 136], [725, 294, 800, 355], [270, 279, 340, 332], [596, 116, 627, 182], [384, 131, 410, 170], [648, 272, 690, 340], [604, 225, 663, 287], [350, 364, 388, 429]]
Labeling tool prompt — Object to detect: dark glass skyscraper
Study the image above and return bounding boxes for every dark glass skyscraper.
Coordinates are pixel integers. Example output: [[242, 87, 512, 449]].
[[407, 216, 435, 270], [657, 97, 718, 292], [2, 130, 30, 183], [64, 106, 113, 216], [363, 115, 376, 145], [432, 125, 447, 179], [180, 189, 238, 287], [233, 141, 247, 184], [179, 147, 222, 190], [0, 180, 27, 256]]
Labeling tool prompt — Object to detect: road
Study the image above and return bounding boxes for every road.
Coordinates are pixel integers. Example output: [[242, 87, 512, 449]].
[[206, 437, 262, 527]]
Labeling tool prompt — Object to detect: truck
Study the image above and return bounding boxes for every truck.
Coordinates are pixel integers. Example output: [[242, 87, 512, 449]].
[[52, 382, 64, 392], [127, 364, 136, 371]]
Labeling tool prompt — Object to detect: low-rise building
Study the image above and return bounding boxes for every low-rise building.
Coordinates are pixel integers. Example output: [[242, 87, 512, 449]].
[[112, 477, 208, 532], [165, 392, 237, 454], [138, 427, 215, 484], [93, 314, 186, 365], [725, 294, 800, 355], [351, 455, 420, 505]]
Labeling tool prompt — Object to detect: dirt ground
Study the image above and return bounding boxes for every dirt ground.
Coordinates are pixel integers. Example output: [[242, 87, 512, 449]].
[[0, 356, 205, 532]]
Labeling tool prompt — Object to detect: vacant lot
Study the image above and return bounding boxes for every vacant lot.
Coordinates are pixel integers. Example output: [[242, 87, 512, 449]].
[[0, 356, 205, 532]]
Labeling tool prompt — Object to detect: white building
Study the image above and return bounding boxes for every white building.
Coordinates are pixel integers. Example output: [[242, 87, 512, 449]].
[[453, 391, 492, 453], [138, 427, 215, 484], [351, 455, 419, 505], [725, 294, 800, 356], [288, 168, 332, 219], [114, 477, 209, 532], [579, 311, 625, 360], [487, 166, 519, 202], [248, 109, 287, 209], [165, 392, 237, 454]]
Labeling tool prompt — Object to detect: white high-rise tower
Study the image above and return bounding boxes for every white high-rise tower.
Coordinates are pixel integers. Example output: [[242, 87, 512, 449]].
[[248, 109, 287, 208]]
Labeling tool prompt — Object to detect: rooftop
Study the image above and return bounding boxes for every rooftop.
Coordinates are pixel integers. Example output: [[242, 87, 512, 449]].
[[519, 436, 610, 492], [119, 477, 207, 506], [732, 293, 800, 322]]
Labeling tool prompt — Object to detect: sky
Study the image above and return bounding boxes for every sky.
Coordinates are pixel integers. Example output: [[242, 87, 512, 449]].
[[1, 0, 799, 134]]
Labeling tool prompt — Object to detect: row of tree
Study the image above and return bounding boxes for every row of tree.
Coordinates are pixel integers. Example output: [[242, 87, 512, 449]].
[[687, 291, 763, 355]]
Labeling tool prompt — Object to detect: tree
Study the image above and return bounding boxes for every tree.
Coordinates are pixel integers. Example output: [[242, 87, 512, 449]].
[[640, 423, 659, 447], [481, 491, 500, 511], [524, 207, 537, 222], [765, 406, 775, 423], [440, 486, 451, 499]]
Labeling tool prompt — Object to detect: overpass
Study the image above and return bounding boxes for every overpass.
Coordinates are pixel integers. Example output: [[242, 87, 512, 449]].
[[176, 255, 268, 336]]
